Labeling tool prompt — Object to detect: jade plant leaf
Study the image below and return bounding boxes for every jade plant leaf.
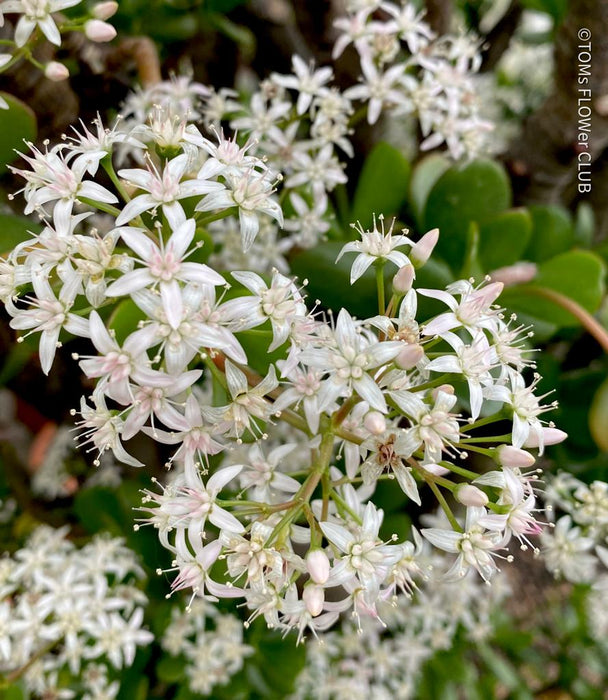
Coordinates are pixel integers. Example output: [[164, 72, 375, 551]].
[[423, 159, 511, 271]]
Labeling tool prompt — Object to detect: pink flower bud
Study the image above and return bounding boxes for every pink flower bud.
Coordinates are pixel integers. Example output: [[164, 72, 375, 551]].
[[410, 228, 439, 268], [497, 445, 536, 468], [524, 428, 568, 448], [364, 411, 386, 435], [455, 483, 488, 507], [303, 584, 325, 617], [431, 384, 455, 400], [306, 549, 330, 585], [421, 462, 450, 476], [84, 19, 117, 42], [92, 1, 118, 19], [44, 61, 69, 81], [490, 262, 537, 287], [476, 281, 504, 307], [395, 343, 424, 370], [392, 264, 415, 293]]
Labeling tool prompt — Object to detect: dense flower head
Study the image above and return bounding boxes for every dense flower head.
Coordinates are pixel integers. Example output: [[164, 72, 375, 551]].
[[0, 0, 117, 81], [0, 526, 152, 698], [4, 139, 565, 639], [0, 0, 573, 658]]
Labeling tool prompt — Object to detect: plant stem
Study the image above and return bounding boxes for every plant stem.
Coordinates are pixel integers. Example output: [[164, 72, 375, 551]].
[[330, 488, 363, 525], [465, 412, 505, 431], [79, 197, 122, 218], [266, 431, 335, 545], [331, 395, 358, 428], [457, 443, 494, 457], [321, 472, 330, 521], [204, 355, 228, 390], [457, 434, 512, 444], [426, 479, 462, 532], [195, 208, 235, 226], [438, 461, 479, 480], [408, 374, 456, 393], [102, 158, 132, 203], [4, 639, 60, 684], [376, 262, 386, 315], [348, 105, 369, 128], [525, 285, 608, 354]]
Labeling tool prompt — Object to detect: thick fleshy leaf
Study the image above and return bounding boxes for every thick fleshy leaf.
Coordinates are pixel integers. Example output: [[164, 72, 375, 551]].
[[409, 153, 450, 228], [350, 141, 411, 231], [500, 249, 606, 328], [524, 204, 574, 263], [0, 93, 37, 173], [424, 159, 511, 271], [574, 201, 594, 248], [590, 375, 608, 452], [478, 209, 532, 272]]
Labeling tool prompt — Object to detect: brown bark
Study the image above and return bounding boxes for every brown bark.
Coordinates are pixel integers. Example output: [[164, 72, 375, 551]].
[[480, 0, 523, 72], [424, 0, 453, 36]]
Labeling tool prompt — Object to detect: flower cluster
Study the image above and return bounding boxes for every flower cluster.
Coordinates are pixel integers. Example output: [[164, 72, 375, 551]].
[[474, 11, 554, 154], [334, 0, 493, 159], [107, 2, 493, 263], [161, 598, 253, 696], [290, 539, 510, 699], [542, 473, 608, 584], [3, 128, 567, 638], [0, 0, 565, 647], [541, 474, 608, 653], [0, 0, 118, 87], [0, 526, 152, 699]]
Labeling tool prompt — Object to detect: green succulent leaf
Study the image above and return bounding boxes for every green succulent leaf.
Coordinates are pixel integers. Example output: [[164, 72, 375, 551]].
[[0, 93, 37, 174], [478, 209, 533, 272], [525, 204, 574, 263], [590, 376, 608, 453], [500, 250, 606, 327], [574, 201, 595, 248], [409, 153, 450, 228], [351, 141, 411, 230], [424, 159, 511, 271]]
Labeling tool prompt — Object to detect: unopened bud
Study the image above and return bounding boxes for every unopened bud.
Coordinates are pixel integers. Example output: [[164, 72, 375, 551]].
[[497, 445, 536, 468], [364, 411, 386, 435], [84, 19, 117, 42], [92, 1, 118, 19], [410, 228, 439, 268], [303, 584, 325, 617], [422, 462, 450, 476], [306, 549, 330, 585], [395, 343, 424, 370], [455, 483, 489, 507], [392, 264, 415, 294], [524, 428, 568, 449], [431, 384, 455, 401], [490, 262, 537, 287], [45, 61, 69, 81]]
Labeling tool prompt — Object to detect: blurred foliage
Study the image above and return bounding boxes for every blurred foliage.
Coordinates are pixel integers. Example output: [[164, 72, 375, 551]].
[[111, 0, 249, 45], [0, 93, 37, 175]]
